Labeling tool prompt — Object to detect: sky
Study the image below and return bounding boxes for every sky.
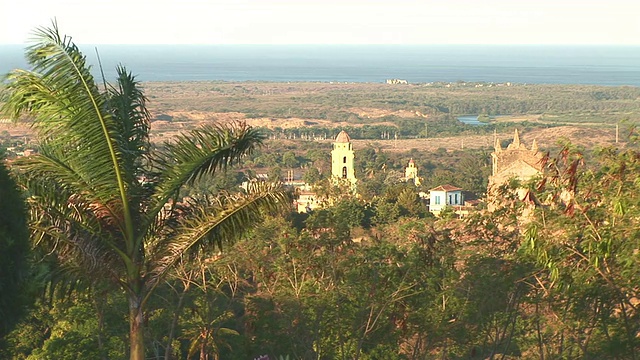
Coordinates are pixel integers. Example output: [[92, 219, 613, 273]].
[[1, 0, 639, 45]]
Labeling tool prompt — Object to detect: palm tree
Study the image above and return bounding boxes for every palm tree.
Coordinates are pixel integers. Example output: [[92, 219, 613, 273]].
[[1, 23, 290, 360]]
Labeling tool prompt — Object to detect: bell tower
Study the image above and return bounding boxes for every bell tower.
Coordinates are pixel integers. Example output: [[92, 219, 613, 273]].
[[331, 130, 356, 183], [404, 158, 421, 186], [487, 129, 544, 211]]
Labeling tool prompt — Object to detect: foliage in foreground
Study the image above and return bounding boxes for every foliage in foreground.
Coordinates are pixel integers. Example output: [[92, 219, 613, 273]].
[[5, 139, 640, 359], [1, 23, 289, 360]]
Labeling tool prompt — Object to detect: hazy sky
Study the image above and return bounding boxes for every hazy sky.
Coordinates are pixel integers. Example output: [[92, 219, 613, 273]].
[[2, 0, 639, 45]]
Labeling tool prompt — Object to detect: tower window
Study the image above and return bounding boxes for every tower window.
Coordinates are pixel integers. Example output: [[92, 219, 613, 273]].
[[342, 167, 347, 179], [343, 156, 347, 163]]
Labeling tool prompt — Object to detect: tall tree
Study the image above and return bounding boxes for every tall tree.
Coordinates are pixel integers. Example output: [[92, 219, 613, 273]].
[[1, 23, 290, 360]]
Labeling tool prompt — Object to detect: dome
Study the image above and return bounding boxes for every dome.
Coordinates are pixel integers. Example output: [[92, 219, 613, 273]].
[[334, 130, 351, 143]]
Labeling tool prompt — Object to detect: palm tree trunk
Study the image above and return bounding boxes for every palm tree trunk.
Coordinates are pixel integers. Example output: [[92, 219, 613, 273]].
[[165, 286, 189, 359], [200, 337, 207, 360], [93, 291, 109, 360], [129, 294, 145, 360]]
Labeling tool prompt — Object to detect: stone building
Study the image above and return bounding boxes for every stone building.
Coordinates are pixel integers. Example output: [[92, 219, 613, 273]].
[[487, 129, 543, 209]]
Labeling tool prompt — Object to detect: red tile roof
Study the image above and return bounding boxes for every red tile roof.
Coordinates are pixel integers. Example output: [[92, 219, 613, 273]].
[[430, 184, 462, 192]]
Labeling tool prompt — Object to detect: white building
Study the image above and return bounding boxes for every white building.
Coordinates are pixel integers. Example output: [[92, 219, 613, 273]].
[[429, 184, 464, 215], [294, 190, 321, 213]]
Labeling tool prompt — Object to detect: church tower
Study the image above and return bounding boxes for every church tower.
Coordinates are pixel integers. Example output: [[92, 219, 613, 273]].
[[404, 158, 421, 186], [331, 130, 356, 183], [489, 129, 542, 184], [487, 129, 543, 210]]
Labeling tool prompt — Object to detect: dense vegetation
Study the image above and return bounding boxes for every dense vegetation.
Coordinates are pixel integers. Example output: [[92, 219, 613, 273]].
[[3, 139, 640, 359], [147, 81, 640, 121], [261, 117, 552, 141], [1, 25, 639, 360]]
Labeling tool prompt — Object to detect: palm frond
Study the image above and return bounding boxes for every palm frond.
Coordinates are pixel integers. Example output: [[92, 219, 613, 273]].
[[20, 173, 124, 284], [106, 66, 154, 235], [14, 144, 138, 247], [1, 21, 134, 241], [156, 122, 263, 190], [144, 181, 291, 293], [15, 147, 99, 204], [146, 122, 264, 229], [108, 65, 151, 185]]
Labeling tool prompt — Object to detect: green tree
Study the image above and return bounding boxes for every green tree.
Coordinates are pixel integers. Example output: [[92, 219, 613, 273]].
[[1, 23, 290, 360], [372, 198, 400, 226], [23, 293, 128, 360], [396, 187, 426, 218], [302, 167, 321, 185], [268, 166, 282, 182], [306, 148, 330, 174], [524, 144, 640, 358], [281, 151, 298, 169]]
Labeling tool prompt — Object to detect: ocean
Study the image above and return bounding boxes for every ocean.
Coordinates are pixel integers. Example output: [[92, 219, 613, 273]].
[[1, 44, 640, 86]]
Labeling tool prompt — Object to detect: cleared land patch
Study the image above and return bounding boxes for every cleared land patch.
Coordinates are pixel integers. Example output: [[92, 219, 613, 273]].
[[2, 81, 637, 152]]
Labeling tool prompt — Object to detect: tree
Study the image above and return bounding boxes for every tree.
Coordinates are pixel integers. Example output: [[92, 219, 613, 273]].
[[1, 23, 290, 360], [268, 166, 282, 182], [281, 151, 298, 169], [372, 198, 400, 226], [302, 167, 321, 185], [524, 143, 640, 358], [0, 156, 30, 340], [396, 187, 426, 218]]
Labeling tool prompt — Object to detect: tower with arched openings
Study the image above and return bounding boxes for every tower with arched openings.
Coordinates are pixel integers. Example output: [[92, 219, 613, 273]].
[[331, 130, 356, 184]]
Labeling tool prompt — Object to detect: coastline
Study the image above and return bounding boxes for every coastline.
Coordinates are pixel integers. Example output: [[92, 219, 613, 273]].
[[2, 44, 640, 86]]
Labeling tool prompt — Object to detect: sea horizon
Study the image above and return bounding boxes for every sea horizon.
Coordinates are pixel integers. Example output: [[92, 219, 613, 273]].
[[2, 44, 640, 86]]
